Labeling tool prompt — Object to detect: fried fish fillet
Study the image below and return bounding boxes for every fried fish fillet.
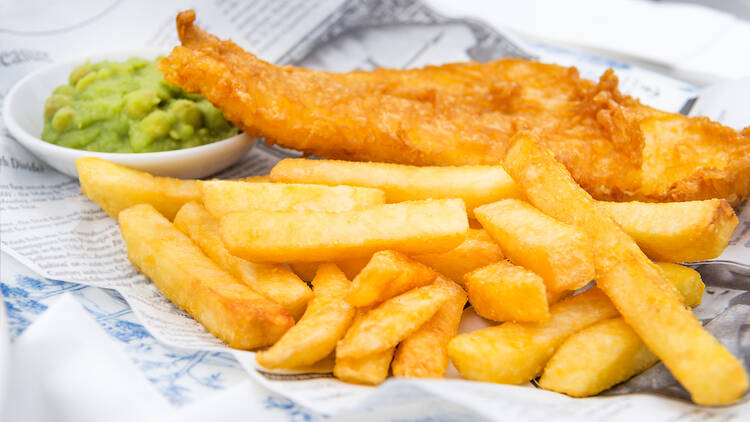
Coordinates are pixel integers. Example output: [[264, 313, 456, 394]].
[[159, 10, 750, 204]]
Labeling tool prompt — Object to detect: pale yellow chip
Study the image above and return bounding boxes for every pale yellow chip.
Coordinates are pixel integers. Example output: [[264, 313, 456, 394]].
[[598, 199, 737, 263], [448, 287, 618, 385], [539, 262, 705, 397], [173, 201, 312, 319], [539, 318, 657, 397], [200, 180, 385, 218], [337, 257, 370, 280], [295, 230, 501, 286], [348, 250, 438, 307], [334, 347, 395, 385], [503, 133, 747, 405], [336, 279, 455, 359], [256, 264, 355, 369], [392, 279, 467, 378], [220, 199, 469, 263], [77, 157, 200, 219], [119, 204, 293, 349], [333, 308, 395, 385], [270, 158, 520, 217], [464, 261, 549, 322], [654, 262, 704, 307], [412, 229, 503, 286], [475, 199, 594, 293]]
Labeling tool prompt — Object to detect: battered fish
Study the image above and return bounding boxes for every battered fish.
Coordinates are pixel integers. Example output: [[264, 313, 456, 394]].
[[160, 10, 750, 204]]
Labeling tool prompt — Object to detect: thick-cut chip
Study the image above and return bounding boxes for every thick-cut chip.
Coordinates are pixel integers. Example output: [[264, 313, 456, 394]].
[[256, 264, 355, 369], [334, 348, 395, 385], [655, 262, 704, 307], [502, 133, 747, 405], [220, 199, 469, 263], [598, 200, 737, 263], [448, 287, 618, 385], [336, 279, 455, 359], [291, 231, 495, 285], [539, 263, 705, 397], [334, 308, 394, 385], [270, 158, 520, 217], [392, 279, 467, 378], [540, 318, 657, 397], [464, 261, 549, 322], [173, 201, 312, 319], [296, 232, 501, 287], [412, 229, 503, 286], [348, 250, 438, 307], [118, 204, 293, 349], [475, 199, 594, 293], [77, 157, 200, 219], [200, 180, 385, 217]]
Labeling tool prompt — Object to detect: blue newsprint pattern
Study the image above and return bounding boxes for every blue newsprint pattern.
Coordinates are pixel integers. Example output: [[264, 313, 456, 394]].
[[0, 261, 476, 422], [2, 276, 85, 338], [0, 264, 247, 406], [264, 396, 321, 422], [0, 255, 321, 421]]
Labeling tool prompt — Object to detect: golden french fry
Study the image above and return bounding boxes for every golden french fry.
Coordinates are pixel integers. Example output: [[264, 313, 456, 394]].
[[220, 199, 469, 263], [295, 232, 496, 285], [334, 347, 395, 385], [502, 133, 747, 405], [173, 201, 312, 319], [333, 308, 394, 385], [539, 263, 705, 397], [77, 157, 200, 219], [392, 279, 467, 378], [256, 264, 355, 369], [655, 262, 705, 307], [297, 232, 502, 289], [448, 287, 618, 385], [540, 318, 657, 397], [464, 261, 549, 322], [598, 199, 737, 263], [475, 199, 594, 293], [412, 229, 503, 286], [336, 279, 455, 359], [270, 158, 520, 217], [348, 250, 438, 307], [200, 180, 385, 217], [118, 204, 294, 349]]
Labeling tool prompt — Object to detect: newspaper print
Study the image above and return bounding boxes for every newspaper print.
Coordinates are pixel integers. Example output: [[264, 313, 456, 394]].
[[1, 0, 748, 418]]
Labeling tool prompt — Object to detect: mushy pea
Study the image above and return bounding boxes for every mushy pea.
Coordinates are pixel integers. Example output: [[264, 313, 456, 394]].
[[41, 57, 238, 153]]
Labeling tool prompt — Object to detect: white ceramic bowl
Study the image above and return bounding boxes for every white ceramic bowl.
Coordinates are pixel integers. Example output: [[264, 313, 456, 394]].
[[3, 49, 257, 179]]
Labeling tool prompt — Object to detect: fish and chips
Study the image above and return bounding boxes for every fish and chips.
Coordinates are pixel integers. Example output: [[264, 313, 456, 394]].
[[73, 9, 750, 406]]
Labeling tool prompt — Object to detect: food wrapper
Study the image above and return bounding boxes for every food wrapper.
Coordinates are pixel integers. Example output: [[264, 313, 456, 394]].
[[1, 0, 748, 418]]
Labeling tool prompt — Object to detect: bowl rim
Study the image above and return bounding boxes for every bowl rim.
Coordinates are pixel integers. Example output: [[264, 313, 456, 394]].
[[2, 47, 252, 162]]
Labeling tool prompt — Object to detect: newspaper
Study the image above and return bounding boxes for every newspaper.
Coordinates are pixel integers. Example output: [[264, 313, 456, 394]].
[[1, 0, 748, 419], [424, 0, 750, 85]]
